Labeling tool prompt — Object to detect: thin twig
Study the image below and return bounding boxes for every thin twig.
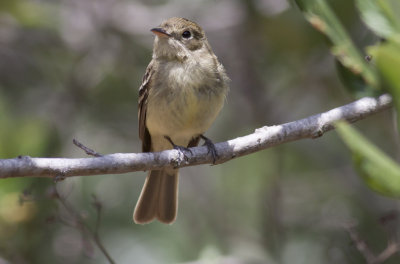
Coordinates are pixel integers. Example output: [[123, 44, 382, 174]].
[[374, 242, 400, 264], [73, 139, 103, 157], [53, 184, 116, 264], [345, 223, 400, 264], [92, 194, 102, 234], [92, 233, 115, 264], [345, 226, 376, 263], [0, 94, 393, 178], [89, 194, 115, 264]]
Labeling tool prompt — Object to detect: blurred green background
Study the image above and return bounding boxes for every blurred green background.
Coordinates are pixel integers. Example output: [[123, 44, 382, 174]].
[[1, 0, 399, 263]]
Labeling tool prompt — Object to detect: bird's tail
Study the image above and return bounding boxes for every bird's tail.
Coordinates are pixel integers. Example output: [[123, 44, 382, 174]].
[[133, 169, 179, 224]]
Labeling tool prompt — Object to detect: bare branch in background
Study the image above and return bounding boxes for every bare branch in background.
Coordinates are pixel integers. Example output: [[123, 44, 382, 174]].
[[345, 217, 400, 264], [51, 184, 116, 264], [19, 184, 116, 263], [345, 225, 376, 263], [0, 94, 393, 179]]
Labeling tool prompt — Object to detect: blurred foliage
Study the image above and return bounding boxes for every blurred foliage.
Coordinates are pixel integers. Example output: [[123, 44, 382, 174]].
[[336, 121, 400, 197], [296, 0, 400, 202], [356, 0, 400, 41], [295, 0, 378, 93], [1, 0, 400, 263], [369, 41, 400, 132]]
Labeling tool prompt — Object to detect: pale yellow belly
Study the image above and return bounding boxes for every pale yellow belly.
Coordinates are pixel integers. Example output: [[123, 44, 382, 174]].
[[146, 87, 225, 151]]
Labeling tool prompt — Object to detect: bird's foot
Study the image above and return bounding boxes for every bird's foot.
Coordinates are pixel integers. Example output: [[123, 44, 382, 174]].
[[164, 136, 193, 156], [200, 135, 218, 164]]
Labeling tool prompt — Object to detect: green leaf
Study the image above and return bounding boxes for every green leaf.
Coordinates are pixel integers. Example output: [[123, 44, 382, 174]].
[[356, 0, 400, 42], [335, 59, 379, 98], [369, 41, 400, 132], [336, 121, 400, 198], [295, 0, 378, 90]]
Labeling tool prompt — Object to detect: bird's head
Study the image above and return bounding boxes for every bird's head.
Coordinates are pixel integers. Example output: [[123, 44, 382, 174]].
[[151, 17, 207, 61]]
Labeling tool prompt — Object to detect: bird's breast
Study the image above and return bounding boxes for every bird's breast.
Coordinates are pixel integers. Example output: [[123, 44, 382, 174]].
[[146, 61, 226, 139]]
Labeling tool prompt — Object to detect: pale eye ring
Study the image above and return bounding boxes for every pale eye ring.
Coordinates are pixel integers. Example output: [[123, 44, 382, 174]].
[[182, 31, 191, 39]]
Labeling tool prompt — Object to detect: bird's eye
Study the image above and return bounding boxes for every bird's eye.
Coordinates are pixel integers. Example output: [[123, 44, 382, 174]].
[[182, 31, 191, 39]]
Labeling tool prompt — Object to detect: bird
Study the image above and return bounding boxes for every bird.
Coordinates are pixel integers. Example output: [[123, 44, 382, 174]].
[[133, 17, 229, 224]]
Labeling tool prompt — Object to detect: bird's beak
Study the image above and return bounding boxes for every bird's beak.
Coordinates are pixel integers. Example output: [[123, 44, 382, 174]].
[[151, 27, 171, 38]]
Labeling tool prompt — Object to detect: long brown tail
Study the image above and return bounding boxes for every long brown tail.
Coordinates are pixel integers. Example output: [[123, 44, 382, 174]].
[[133, 169, 178, 224]]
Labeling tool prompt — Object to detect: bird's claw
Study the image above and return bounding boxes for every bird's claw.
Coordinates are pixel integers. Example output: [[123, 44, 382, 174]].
[[173, 145, 193, 155], [164, 135, 192, 162], [200, 135, 218, 164]]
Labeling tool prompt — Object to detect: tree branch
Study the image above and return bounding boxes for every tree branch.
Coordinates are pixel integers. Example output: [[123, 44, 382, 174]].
[[344, 220, 400, 264], [0, 94, 392, 179], [52, 185, 116, 264]]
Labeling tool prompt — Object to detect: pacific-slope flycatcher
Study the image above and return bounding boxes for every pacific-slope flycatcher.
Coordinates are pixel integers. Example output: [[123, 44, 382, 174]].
[[134, 17, 229, 224]]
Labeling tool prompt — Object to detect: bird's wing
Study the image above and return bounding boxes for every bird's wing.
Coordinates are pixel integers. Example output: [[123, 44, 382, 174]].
[[138, 60, 154, 152]]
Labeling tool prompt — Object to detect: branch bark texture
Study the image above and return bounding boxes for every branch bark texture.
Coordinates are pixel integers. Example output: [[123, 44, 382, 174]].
[[0, 94, 393, 179]]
